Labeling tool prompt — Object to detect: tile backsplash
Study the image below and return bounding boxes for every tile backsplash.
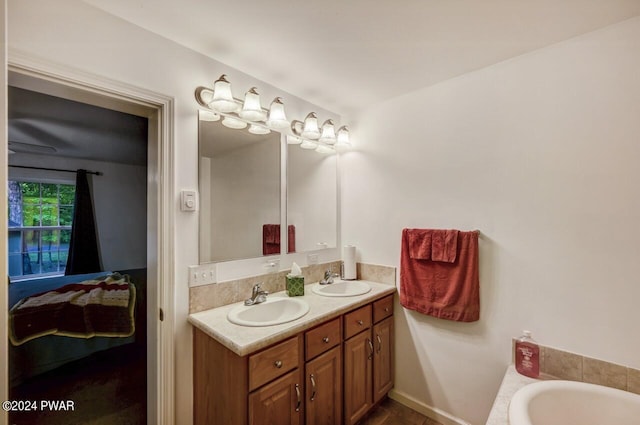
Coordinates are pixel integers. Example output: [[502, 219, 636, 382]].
[[189, 262, 396, 313], [527, 343, 640, 395]]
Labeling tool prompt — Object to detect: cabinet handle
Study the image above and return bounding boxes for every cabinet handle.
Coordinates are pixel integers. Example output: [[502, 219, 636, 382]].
[[376, 334, 382, 353], [310, 374, 317, 401], [384, 307, 390, 312], [274, 360, 283, 369], [322, 337, 330, 343], [295, 384, 301, 412], [367, 338, 374, 360], [357, 320, 364, 326]]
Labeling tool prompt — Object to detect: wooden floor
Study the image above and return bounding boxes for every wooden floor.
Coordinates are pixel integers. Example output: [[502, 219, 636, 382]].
[[10, 343, 146, 425], [358, 398, 443, 425]]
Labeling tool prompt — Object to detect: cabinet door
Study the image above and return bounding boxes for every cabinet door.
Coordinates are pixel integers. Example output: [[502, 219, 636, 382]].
[[249, 369, 302, 425], [344, 330, 373, 425], [306, 345, 342, 425], [373, 317, 394, 403]]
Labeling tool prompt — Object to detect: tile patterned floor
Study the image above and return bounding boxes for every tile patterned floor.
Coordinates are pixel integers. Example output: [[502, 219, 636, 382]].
[[358, 398, 443, 425]]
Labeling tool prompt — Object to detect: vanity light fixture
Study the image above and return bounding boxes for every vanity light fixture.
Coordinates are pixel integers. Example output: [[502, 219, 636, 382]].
[[195, 74, 351, 154], [315, 144, 335, 154], [222, 116, 247, 130], [300, 139, 318, 150], [301, 112, 321, 140], [199, 110, 220, 122], [266, 97, 290, 129], [318, 119, 337, 144], [287, 135, 303, 145], [209, 75, 238, 113], [239, 87, 267, 121], [335, 125, 351, 147], [248, 124, 271, 135]]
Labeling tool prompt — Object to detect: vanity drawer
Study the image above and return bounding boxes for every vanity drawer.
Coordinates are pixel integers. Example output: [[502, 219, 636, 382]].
[[373, 295, 394, 323], [249, 336, 300, 391], [305, 317, 341, 361], [344, 304, 372, 340]]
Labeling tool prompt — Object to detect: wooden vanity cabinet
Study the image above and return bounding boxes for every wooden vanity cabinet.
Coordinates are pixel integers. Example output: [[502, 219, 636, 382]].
[[372, 316, 393, 403], [304, 318, 342, 425], [249, 369, 303, 425], [193, 293, 394, 425], [343, 296, 394, 425]]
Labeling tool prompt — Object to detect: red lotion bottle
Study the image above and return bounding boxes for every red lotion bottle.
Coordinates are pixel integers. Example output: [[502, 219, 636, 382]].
[[515, 330, 540, 378]]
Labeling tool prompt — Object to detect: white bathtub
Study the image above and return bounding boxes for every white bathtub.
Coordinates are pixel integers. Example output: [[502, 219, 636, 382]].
[[508, 380, 640, 425]]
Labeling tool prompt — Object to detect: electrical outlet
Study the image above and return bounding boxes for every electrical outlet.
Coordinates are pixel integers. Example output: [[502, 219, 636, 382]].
[[188, 264, 217, 286], [307, 253, 319, 264]]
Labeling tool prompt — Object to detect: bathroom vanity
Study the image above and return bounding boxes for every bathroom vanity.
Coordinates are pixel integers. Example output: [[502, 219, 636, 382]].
[[190, 281, 395, 425]]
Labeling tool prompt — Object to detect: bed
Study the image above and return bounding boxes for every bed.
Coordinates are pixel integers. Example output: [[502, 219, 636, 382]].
[[8, 269, 146, 387]]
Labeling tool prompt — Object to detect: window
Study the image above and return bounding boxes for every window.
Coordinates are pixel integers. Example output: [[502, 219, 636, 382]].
[[8, 181, 76, 280]]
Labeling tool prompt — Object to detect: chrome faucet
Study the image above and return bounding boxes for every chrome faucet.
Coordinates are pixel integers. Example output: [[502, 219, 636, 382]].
[[319, 267, 340, 285], [244, 283, 269, 306]]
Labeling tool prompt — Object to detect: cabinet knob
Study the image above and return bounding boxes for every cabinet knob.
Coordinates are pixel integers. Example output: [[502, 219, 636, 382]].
[[357, 320, 364, 326], [274, 360, 283, 368], [384, 307, 390, 312], [322, 337, 330, 343]]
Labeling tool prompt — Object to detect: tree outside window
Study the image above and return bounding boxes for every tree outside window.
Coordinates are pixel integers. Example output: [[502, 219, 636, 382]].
[[8, 181, 75, 280]]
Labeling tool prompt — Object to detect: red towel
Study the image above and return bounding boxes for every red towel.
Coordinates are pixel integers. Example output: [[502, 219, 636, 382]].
[[400, 228, 479, 322], [262, 224, 296, 255], [287, 225, 296, 253]]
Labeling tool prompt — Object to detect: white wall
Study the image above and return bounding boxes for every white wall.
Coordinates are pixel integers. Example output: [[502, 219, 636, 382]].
[[9, 153, 147, 271], [7, 1, 339, 423], [342, 17, 640, 424]]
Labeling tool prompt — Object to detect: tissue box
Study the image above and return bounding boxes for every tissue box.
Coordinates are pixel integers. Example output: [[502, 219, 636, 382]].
[[286, 276, 305, 297]]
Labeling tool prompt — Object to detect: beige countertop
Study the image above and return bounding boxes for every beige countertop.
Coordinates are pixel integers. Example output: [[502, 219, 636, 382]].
[[188, 280, 396, 356], [485, 365, 553, 425]]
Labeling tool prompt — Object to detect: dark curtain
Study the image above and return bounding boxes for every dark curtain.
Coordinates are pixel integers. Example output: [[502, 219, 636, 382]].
[[65, 169, 101, 275]]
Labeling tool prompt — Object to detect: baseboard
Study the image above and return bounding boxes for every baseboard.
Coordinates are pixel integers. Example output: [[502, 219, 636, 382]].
[[389, 389, 472, 425]]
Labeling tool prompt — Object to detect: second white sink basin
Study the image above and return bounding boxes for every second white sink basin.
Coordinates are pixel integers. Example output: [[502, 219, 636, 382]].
[[312, 280, 372, 297], [227, 297, 310, 327]]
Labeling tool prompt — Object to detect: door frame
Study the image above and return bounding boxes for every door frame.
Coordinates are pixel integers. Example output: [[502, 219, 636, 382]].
[[3, 51, 176, 424]]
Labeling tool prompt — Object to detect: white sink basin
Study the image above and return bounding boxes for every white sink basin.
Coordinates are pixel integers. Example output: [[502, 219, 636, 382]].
[[227, 297, 310, 327], [312, 280, 372, 297]]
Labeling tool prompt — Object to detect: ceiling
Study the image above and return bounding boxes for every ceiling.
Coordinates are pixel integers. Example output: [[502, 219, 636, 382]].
[[83, 0, 640, 116], [8, 87, 148, 166]]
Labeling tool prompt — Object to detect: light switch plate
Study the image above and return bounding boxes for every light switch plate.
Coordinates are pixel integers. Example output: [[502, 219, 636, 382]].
[[188, 264, 217, 286]]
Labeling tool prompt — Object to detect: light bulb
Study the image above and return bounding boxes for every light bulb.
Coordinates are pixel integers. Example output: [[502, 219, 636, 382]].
[[319, 119, 336, 144], [336, 125, 350, 147], [266, 97, 290, 129], [239, 87, 267, 121], [209, 74, 238, 113], [221, 116, 247, 129], [248, 124, 271, 135], [301, 112, 321, 140]]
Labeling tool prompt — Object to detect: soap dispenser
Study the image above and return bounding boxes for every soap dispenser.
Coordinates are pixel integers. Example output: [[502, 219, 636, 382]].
[[515, 330, 540, 378]]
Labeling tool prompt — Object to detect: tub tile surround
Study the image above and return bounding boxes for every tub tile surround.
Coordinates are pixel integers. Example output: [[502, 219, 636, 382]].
[[190, 261, 396, 313], [487, 344, 640, 424], [541, 345, 638, 393]]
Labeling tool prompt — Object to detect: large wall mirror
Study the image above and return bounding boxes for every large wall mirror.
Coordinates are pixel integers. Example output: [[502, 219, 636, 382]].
[[199, 114, 281, 263], [198, 111, 338, 264], [287, 143, 337, 252]]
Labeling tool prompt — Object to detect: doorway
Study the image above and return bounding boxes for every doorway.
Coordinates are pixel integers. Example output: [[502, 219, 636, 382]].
[[4, 62, 175, 424]]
